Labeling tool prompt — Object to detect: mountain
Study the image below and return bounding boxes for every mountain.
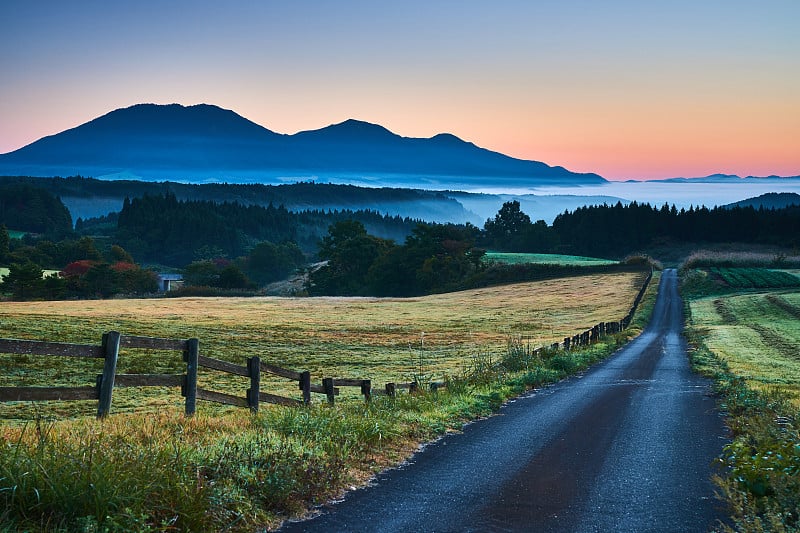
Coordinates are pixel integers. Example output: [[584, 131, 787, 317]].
[[725, 192, 800, 209], [630, 173, 800, 183], [0, 104, 605, 186]]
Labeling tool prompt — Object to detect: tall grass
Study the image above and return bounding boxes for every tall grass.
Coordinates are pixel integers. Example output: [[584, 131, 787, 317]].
[[682, 250, 800, 270]]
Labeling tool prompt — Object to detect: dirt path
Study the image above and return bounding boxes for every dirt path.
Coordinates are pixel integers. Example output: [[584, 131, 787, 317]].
[[280, 269, 728, 532]]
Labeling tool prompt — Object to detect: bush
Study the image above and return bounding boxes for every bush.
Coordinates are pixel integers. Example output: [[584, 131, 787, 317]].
[[622, 253, 663, 270]]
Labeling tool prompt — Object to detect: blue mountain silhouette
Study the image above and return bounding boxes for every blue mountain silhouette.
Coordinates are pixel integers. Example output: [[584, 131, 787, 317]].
[[0, 103, 605, 184]]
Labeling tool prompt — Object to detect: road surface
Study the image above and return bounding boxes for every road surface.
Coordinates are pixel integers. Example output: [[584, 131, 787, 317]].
[[280, 269, 728, 532]]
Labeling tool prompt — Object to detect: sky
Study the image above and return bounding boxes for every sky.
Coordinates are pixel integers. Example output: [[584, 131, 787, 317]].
[[1, 1, 798, 181]]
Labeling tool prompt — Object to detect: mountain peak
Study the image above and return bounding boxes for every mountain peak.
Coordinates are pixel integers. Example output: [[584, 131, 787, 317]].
[[0, 103, 606, 185], [83, 103, 279, 139], [296, 119, 397, 141]]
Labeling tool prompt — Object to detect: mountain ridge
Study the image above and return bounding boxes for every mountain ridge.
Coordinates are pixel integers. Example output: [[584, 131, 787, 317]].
[[724, 192, 800, 209], [0, 103, 605, 186], [626, 173, 800, 183]]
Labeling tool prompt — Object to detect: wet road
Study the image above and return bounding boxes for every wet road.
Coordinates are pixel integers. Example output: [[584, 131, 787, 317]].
[[280, 269, 727, 532]]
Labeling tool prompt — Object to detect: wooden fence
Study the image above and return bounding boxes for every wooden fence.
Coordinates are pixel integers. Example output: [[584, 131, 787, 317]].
[[0, 269, 653, 417], [541, 267, 653, 354], [0, 333, 321, 417]]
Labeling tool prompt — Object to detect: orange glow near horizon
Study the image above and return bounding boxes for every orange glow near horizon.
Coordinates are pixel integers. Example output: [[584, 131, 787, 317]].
[[1, 2, 798, 181]]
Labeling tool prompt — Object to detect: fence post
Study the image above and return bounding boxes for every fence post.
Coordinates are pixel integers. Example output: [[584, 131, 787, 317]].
[[361, 379, 372, 402], [300, 371, 311, 405], [247, 356, 260, 413], [183, 338, 199, 416], [563, 337, 571, 351], [410, 381, 418, 394], [97, 331, 120, 418], [323, 378, 335, 405], [385, 382, 396, 398]]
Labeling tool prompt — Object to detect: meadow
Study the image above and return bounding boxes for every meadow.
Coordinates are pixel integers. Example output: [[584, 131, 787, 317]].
[[688, 290, 800, 406], [684, 273, 800, 530], [484, 251, 617, 266], [0, 270, 655, 531], [0, 270, 646, 420]]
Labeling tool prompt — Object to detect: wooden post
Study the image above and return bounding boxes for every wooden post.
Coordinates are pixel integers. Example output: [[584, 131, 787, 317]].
[[361, 379, 372, 402], [385, 382, 396, 398], [300, 371, 311, 405], [183, 338, 199, 416], [97, 331, 120, 418], [323, 378, 335, 405], [247, 356, 260, 413], [410, 381, 418, 394], [563, 337, 571, 351]]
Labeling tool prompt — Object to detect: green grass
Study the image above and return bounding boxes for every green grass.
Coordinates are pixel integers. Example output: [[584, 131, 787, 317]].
[[484, 252, 618, 267], [0, 271, 658, 531], [708, 267, 800, 289], [689, 291, 800, 404], [683, 278, 800, 531]]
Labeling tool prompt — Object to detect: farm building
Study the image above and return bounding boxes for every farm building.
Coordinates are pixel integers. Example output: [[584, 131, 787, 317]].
[[157, 273, 184, 292]]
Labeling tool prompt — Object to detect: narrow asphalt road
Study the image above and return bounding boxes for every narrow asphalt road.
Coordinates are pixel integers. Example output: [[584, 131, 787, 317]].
[[280, 269, 728, 532]]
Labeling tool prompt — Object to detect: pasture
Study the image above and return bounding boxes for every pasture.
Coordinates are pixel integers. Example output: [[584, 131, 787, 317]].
[[0, 270, 647, 419], [684, 274, 800, 529], [688, 289, 800, 406], [708, 267, 800, 289], [484, 251, 617, 266]]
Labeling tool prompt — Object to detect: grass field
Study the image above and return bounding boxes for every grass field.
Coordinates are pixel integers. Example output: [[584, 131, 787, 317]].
[[0, 270, 647, 420], [689, 290, 800, 406], [484, 251, 618, 266], [684, 276, 800, 529], [708, 267, 800, 289]]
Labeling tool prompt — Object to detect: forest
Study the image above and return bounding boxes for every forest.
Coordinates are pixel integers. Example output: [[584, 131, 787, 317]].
[[1, 180, 799, 300]]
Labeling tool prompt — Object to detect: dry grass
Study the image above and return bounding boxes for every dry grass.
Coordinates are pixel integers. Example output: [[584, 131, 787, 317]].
[[0, 270, 646, 419]]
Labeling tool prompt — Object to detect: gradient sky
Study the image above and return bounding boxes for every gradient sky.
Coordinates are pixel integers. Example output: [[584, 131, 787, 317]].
[[1, 0, 798, 180]]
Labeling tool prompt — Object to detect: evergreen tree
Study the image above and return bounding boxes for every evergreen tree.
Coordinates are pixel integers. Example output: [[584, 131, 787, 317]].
[[1, 262, 44, 300], [0, 224, 9, 263]]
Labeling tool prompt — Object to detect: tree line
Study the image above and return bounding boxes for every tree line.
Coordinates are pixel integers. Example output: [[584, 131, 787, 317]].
[[3, 180, 800, 300]]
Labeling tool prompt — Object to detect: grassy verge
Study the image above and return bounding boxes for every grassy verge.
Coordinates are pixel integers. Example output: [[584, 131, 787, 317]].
[[0, 271, 657, 531], [683, 276, 800, 531]]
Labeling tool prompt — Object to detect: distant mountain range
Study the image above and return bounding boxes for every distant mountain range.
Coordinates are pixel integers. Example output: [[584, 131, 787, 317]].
[[0, 103, 605, 187], [630, 173, 800, 183]]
